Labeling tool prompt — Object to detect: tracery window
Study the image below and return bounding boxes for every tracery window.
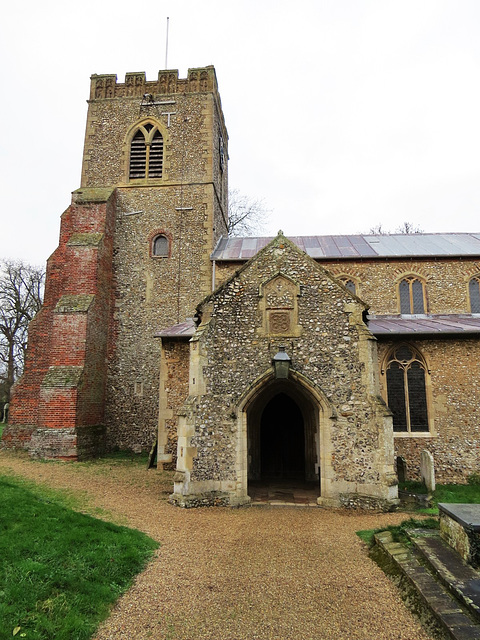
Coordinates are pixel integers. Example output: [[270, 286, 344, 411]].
[[385, 345, 429, 433], [399, 276, 426, 314], [339, 277, 357, 295], [152, 234, 169, 257], [469, 276, 480, 313], [129, 123, 163, 179]]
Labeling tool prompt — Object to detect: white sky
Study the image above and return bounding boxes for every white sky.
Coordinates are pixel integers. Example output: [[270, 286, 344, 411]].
[[2, 0, 480, 266]]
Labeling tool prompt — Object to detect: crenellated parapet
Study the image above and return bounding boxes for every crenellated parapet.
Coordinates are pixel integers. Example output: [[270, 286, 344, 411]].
[[89, 66, 218, 100]]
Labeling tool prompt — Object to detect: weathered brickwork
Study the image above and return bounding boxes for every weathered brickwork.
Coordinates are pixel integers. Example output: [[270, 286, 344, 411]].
[[4, 188, 116, 459], [171, 234, 397, 508], [4, 67, 228, 461]]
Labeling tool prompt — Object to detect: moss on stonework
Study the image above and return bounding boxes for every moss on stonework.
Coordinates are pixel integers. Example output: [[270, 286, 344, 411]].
[[72, 187, 115, 204], [42, 366, 83, 388], [67, 233, 103, 247], [54, 294, 95, 313]]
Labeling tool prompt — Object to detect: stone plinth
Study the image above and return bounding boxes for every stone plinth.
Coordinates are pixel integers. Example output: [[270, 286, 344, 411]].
[[439, 503, 480, 567]]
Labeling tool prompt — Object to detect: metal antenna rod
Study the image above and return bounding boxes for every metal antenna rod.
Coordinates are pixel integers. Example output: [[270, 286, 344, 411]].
[[165, 17, 170, 69]]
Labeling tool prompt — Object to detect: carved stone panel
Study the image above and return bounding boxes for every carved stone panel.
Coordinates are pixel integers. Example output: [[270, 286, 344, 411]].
[[258, 273, 302, 337]]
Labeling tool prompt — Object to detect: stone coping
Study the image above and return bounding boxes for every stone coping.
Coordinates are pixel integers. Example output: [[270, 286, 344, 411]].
[[439, 503, 480, 532]]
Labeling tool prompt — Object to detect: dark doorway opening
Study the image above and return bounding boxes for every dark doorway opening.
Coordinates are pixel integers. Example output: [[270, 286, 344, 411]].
[[246, 379, 319, 502], [260, 392, 305, 480]]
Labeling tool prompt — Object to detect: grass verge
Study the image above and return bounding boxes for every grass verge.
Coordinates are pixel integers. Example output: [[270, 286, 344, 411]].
[[358, 479, 480, 546], [357, 517, 439, 547], [0, 474, 159, 640]]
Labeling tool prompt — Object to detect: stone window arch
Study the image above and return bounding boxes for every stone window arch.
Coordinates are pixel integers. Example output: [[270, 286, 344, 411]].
[[397, 275, 427, 314], [468, 275, 480, 313], [383, 344, 431, 433], [128, 122, 164, 180]]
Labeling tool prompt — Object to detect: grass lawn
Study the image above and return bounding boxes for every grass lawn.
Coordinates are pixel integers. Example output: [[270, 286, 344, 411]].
[[357, 480, 480, 546], [0, 474, 158, 640], [399, 479, 480, 512]]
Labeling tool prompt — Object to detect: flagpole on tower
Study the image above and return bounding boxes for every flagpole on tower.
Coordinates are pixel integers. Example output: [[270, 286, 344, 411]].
[[165, 17, 170, 70]]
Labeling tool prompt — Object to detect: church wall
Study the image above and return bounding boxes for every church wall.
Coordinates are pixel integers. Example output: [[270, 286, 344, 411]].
[[104, 185, 219, 451], [328, 259, 480, 315], [216, 258, 480, 315], [378, 338, 480, 483]]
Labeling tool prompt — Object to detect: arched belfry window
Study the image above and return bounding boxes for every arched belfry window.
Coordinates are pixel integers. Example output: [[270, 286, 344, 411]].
[[129, 123, 163, 180], [152, 234, 169, 257], [469, 276, 480, 313], [385, 345, 429, 433], [399, 276, 426, 314]]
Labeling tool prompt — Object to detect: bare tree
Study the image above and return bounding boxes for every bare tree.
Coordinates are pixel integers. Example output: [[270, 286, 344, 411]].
[[0, 260, 44, 405], [395, 221, 423, 234], [368, 221, 424, 235], [368, 223, 388, 235], [227, 188, 271, 236]]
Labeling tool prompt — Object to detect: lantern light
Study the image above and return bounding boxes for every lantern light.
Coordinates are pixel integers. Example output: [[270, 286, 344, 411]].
[[273, 347, 291, 379]]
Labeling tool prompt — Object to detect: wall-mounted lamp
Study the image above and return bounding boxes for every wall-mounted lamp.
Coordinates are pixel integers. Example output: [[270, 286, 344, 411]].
[[273, 347, 291, 379]]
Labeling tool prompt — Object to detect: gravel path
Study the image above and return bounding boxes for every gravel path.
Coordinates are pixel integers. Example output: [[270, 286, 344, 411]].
[[0, 451, 434, 640]]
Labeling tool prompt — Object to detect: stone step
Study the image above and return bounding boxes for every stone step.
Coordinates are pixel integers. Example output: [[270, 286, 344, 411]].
[[409, 529, 480, 623], [374, 530, 480, 640]]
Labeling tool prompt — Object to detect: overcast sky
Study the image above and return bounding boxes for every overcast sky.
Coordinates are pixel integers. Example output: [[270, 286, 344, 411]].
[[2, 0, 480, 266]]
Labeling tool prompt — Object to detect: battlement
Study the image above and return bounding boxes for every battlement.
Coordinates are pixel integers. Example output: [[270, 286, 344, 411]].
[[89, 66, 218, 100]]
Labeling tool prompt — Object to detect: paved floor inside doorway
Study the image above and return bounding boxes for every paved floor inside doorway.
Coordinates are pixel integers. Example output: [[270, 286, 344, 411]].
[[248, 480, 319, 506]]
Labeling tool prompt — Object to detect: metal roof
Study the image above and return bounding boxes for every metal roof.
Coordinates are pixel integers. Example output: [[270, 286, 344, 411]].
[[211, 233, 480, 261], [368, 315, 480, 336], [154, 318, 197, 338], [156, 315, 480, 339]]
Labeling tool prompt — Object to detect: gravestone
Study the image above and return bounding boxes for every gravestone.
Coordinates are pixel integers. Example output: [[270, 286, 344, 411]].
[[420, 450, 435, 493], [396, 456, 407, 483]]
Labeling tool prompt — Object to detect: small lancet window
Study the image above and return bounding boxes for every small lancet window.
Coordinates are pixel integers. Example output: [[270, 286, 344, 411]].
[[399, 277, 426, 314], [469, 276, 480, 313], [152, 234, 169, 257], [385, 345, 429, 433], [129, 124, 164, 180]]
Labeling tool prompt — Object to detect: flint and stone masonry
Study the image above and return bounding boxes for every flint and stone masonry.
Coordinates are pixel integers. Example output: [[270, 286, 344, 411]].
[[3, 64, 480, 508], [169, 234, 398, 508]]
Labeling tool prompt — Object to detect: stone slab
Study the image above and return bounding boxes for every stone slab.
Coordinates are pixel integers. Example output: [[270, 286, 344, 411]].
[[439, 504, 480, 532], [411, 530, 480, 622]]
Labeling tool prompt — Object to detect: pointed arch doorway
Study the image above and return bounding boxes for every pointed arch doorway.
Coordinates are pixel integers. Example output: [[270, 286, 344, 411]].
[[246, 378, 320, 502]]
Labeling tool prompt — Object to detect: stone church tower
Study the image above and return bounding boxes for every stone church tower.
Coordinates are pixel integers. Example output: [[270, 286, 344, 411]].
[[5, 67, 228, 459]]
